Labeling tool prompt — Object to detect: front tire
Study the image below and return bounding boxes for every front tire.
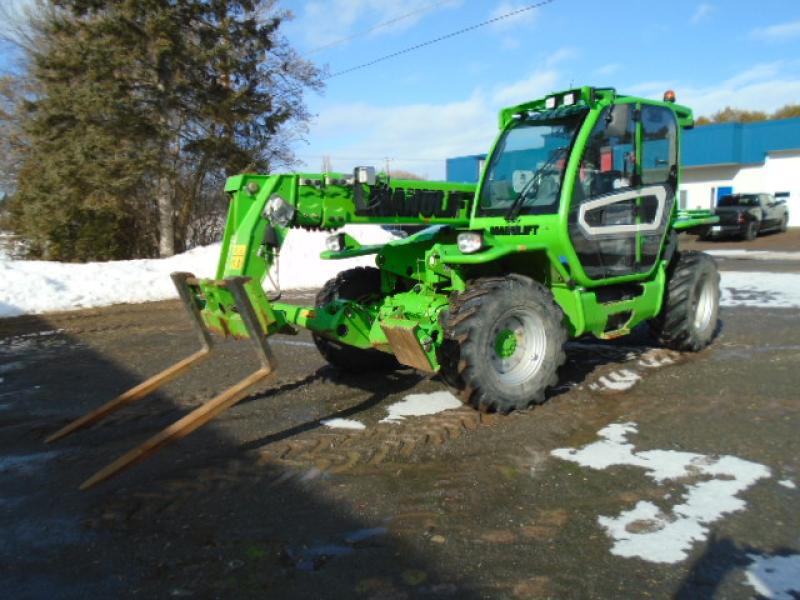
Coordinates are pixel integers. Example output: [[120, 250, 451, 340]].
[[779, 215, 788, 233], [312, 267, 399, 372], [441, 276, 566, 413], [651, 251, 720, 351]]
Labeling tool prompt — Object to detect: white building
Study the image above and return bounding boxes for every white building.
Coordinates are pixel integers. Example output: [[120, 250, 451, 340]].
[[679, 118, 800, 226]]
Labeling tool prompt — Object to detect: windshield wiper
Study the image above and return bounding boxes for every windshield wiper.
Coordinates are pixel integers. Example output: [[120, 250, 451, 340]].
[[504, 147, 566, 222]]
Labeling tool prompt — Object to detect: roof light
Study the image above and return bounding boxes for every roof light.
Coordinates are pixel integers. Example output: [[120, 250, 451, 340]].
[[663, 90, 676, 103], [545, 96, 557, 110], [562, 92, 577, 106]]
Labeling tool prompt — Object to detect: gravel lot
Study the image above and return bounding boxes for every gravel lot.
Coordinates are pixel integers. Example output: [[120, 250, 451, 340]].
[[1, 235, 798, 599]]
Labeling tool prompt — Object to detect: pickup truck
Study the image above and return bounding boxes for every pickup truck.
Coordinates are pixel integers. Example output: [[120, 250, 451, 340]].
[[702, 193, 789, 241]]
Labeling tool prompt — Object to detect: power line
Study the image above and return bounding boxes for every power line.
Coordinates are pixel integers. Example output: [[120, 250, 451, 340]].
[[307, 0, 452, 56], [325, 0, 558, 80]]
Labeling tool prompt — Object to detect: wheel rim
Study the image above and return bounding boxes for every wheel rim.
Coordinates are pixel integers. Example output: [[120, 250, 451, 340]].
[[693, 276, 715, 332], [489, 310, 547, 386]]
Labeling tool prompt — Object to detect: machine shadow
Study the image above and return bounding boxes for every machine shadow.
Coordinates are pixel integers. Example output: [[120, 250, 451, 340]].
[[0, 308, 484, 600], [673, 533, 795, 600], [239, 366, 424, 451]]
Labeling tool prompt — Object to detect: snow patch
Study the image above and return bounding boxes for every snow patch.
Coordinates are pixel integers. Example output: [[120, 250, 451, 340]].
[[744, 553, 800, 600], [590, 369, 641, 392], [0, 225, 397, 318], [778, 479, 796, 490], [552, 423, 771, 563], [637, 354, 675, 368], [320, 418, 366, 431], [380, 391, 461, 424], [720, 272, 800, 309], [707, 250, 800, 261]]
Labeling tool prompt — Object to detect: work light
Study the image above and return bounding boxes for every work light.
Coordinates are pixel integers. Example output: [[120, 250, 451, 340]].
[[457, 232, 483, 254]]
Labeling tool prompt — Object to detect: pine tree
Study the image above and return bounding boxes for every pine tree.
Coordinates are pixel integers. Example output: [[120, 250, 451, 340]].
[[7, 0, 322, 260]]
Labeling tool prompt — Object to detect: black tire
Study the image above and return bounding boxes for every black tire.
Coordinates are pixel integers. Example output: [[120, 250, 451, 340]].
[[779, 215, 788, 233], [440, 276, 566, 413], [743, 221, 758, 241], [651, 251, 720, 352], [312, 267, 399, 372]]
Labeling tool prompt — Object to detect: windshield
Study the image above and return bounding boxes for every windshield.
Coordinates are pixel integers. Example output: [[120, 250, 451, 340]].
[[478, 115, 585, 217], [719, 195, 758, 207]]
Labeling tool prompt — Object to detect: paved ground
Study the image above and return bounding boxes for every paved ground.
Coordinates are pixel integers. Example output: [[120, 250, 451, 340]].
[[1, 237, 799, 599]]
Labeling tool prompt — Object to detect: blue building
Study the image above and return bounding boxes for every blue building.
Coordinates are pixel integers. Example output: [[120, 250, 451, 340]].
[[446, 117, 800, 226]]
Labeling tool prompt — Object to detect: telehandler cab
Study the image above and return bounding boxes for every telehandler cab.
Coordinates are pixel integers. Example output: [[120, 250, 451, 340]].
[[49, 86, 720, 488]]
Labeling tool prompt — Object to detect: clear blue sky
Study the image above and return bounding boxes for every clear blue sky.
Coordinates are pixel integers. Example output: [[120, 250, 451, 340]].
[[282, 0, 800, 178], [3, 1, 799, 179]]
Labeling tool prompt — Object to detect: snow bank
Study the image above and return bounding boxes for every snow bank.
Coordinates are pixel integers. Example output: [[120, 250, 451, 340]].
[[4, 229, 800, 318], [707, 250, 800, 262], [0, 225, 396, 318]]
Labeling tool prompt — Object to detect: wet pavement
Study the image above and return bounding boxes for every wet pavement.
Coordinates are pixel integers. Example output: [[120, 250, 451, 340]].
[[1, 243, 799, 599]]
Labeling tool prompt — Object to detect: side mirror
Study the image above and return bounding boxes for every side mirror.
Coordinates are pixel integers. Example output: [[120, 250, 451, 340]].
[[605, 104, 632, 139], [354, 166, 376, 185]]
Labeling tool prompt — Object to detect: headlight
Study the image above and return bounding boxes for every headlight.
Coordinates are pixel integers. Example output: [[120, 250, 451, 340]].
[[457, 232, 483, 254], [325, 233, 346, 252], [263, 195, 295, 227]]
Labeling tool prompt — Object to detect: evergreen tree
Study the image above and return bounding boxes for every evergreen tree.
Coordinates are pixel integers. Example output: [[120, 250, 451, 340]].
[[7, 0, 322, 260]]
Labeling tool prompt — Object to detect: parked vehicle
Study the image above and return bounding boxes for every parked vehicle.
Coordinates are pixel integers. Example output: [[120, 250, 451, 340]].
[[702, 193, 789, 241]]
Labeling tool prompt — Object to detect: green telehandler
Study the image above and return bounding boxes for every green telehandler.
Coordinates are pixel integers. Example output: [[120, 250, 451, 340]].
[[49, 86, 720, 489]]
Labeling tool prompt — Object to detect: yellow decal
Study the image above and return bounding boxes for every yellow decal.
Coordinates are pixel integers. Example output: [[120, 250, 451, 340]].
[[230, 244, 247, 269]]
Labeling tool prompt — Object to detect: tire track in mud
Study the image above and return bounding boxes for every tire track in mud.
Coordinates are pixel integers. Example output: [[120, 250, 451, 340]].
[[254, 345, 684, 474], [93, 344, 686, 529]]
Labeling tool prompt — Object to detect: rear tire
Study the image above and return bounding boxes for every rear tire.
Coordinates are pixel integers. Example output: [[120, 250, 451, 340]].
[[651, 251, 720, 351], [743, 221, 758, 241], [440, 276, 566, 413], [312, 267, 399, 372]]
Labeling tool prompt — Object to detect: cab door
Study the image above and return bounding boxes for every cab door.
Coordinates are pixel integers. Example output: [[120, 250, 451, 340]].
[[568, 102, 678, 281]]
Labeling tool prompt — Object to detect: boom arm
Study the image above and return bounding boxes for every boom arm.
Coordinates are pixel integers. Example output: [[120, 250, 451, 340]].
[[218, 171, 475, 278], [194, 171, 476, 341]]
